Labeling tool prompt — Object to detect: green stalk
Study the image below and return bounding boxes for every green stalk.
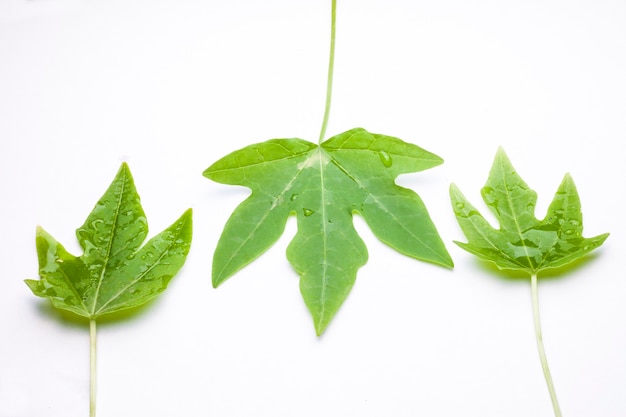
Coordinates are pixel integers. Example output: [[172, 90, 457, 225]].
[[318, 0, 337, 144], [89, 319, 97, 417], [531, 274, 562, 417]]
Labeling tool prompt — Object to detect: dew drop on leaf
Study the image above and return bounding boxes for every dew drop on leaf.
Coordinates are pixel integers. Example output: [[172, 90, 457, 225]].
[[303, 208, 315, 217], [90, 219, 104, 229], [482, 186, 496, 205], [378, 151, 393, 167]]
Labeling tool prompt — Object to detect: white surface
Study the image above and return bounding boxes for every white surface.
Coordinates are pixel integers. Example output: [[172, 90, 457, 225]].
[[1, 0, 625, 416]]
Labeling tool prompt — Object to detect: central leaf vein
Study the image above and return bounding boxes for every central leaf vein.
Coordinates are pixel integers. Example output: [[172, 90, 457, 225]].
[[91, 173, 126, 315]]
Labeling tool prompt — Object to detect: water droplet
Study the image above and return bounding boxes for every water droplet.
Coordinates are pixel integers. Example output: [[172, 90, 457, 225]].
[[481, 187, 500, 214], [90, 219, 104, 229], [455, 202, 465, 210], [378, 151, 392, 167], [146, 252, 155, 258], [290, 194, 299, 201], [564, 229, 575, 235], [482, 187, 496, 205], [303, 208, 315, 217]]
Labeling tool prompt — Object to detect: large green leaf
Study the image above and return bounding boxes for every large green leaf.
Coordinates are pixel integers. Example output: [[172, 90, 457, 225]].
[[25, 163, 193, 319], [204, 127, 453, 335], [450, 147, 609, 274]]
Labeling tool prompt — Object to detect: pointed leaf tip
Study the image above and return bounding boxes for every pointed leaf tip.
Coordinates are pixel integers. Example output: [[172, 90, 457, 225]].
[[315, 323, 325, 337], [118, 161, 131, 176]]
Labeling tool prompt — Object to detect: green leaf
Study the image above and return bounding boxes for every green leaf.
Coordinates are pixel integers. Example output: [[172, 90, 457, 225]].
[[25, 163, 193, 320], [204, 127, 453, 335], [450, 147, 609, 274], [450, 148, 610, 415]]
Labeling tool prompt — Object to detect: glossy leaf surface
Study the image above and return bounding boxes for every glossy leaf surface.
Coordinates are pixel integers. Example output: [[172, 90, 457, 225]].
[[25, 163, 193, 319], [450, 147, 608, 274], [205, 127, 452, 335]]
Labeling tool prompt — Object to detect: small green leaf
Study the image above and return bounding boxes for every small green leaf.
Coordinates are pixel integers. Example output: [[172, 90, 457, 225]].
[[25, 163, 193, 320], [450, 147, 608, 274], [205, 127, 452, 335], [450, 147, 609, 415]]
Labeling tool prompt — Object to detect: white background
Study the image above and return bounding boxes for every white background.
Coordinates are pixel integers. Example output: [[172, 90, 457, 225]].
[[1, 0, 625, 416]]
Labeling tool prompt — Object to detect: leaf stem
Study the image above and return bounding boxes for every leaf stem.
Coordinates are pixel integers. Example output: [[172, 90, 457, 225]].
[[531, 274, 562, 417], [318, 0, 337, 144], [90, 319, 97, 417]]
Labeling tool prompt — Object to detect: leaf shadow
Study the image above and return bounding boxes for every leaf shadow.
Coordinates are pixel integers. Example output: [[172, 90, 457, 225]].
[[473, 252, 604, 283], [34, 296, 163, 329]]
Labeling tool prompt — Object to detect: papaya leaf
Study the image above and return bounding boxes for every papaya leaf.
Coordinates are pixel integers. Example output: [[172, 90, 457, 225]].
[[25, 163, 192, 417], [25, 163, 193, 319], [204, 127, 453, 335], [450, 147, 608, 416], [450, 147, 608, 274]]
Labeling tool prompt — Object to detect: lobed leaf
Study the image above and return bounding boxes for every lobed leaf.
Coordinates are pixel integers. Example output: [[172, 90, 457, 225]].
[[25, 163, 193, 319], [450, 147, 608, 274], [205, 127, 452, 335]]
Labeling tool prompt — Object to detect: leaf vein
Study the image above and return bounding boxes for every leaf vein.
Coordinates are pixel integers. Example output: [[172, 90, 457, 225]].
[[91, 172, 127, 314]]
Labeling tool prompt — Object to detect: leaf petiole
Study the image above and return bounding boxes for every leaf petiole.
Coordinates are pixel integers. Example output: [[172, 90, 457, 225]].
[[531, 274, 562, 417], [90, 318, 97, 417], [318, 0, 336, 144]]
